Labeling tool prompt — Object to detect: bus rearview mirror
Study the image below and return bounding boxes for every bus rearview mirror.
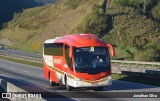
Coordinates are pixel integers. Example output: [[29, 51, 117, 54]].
[[106, 44, 115, 57]]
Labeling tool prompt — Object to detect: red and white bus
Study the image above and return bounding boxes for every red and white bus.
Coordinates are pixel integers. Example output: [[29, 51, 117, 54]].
[[43, 34, 115, 91]]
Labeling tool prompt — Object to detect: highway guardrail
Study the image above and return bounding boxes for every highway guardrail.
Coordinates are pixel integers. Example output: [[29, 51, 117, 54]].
[[111, 60, 160, 74], [0, 50, 42, 63], [0, 50, 160, 77]]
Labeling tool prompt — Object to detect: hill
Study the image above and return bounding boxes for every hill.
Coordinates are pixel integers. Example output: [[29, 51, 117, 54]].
[[0, 0, 57, 27], [0, 0, 107, 53], [102, 0, 160, 62]]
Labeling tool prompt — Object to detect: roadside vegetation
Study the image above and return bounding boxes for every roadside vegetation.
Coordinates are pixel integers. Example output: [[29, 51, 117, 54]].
[[0, 0, 57, 28], [103, 0, 160, 62], [72, 0, 109, 37]]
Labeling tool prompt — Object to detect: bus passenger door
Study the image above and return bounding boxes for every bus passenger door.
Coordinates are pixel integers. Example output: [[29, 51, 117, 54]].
[[64, 44, 73, 72]]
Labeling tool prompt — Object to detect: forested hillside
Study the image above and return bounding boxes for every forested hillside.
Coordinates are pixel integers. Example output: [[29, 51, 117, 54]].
[[0, 0, 57, 27], [114, 0, 160, 20], [103, 0, 160, 62], [0, 0, 107, 53]]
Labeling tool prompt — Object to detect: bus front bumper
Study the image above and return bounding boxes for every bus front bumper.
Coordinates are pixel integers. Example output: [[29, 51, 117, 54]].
[[68, 76, 112, 88]]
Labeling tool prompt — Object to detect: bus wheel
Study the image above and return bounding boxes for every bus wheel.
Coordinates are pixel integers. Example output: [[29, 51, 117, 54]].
[[65, 77, 72, 91], [49, 76, 56, 86]]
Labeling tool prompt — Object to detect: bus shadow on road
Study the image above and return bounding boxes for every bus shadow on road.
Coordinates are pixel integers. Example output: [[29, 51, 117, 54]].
[[51, 85, 91, 91]]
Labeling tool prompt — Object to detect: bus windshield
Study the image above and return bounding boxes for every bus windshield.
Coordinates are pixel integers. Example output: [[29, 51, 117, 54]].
[[74, 47, 110, 74]]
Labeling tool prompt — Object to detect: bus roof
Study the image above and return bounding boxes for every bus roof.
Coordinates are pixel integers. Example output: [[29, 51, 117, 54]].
[[44, 34, 106, 47], [44, 37, 62, 43]]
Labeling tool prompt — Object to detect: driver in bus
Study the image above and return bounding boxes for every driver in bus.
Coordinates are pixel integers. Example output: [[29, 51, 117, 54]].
[[93, 56, 103, 68]]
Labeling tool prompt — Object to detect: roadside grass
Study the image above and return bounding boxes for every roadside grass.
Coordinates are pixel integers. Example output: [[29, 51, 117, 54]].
[[0, 56, 42, 67], [112, 73, 160, 87], [111, 47, 133, 60]]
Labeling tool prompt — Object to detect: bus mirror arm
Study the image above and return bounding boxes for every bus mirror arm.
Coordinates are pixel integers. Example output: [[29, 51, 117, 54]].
[[106, 44, 115, 57], [69, 46, 73, 58]]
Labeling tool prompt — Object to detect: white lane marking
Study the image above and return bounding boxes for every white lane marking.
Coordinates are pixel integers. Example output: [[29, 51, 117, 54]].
[[0, 74, 80, 101]]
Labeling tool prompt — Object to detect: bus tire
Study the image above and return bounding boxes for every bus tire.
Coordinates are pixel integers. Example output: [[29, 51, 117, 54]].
[[49, 75, 57, 86], [65, 77, 72, 91]]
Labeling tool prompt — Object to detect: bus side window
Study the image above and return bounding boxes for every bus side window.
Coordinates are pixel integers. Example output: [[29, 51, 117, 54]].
[[65, 45, 73, 70], [44, 43, 63, 56]]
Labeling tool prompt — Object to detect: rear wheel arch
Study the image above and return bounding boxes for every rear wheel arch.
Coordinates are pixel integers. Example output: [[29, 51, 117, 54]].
[[48, 71, 50, 79], [64, 74, 67, 84], [64, 74, 72, 91]]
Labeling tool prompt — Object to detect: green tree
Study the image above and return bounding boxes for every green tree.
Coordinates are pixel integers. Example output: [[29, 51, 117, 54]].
[[73, 0, 108, 37], [75, 12, 108, 36], [114, 0, 160, 14], [152, 2, 160, 20]]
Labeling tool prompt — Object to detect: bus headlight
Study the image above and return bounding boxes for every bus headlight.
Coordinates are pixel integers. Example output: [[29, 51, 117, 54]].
[[108, 76, 112, 80], [108, 76, 112, 85]]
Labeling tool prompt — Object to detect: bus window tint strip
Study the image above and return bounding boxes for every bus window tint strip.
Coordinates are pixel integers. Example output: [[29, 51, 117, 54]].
[[44, 43, 63, 56]]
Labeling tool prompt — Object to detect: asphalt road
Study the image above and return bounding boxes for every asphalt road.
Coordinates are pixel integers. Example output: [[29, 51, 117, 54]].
[[0, 59, 160, 101], [0, 48, 42, 58]]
